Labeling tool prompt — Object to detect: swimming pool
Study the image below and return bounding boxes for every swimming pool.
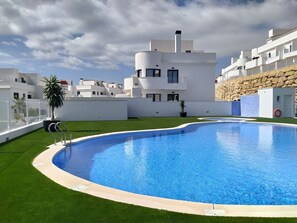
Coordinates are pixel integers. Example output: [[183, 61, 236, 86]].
[[53, 122, 297, 206]]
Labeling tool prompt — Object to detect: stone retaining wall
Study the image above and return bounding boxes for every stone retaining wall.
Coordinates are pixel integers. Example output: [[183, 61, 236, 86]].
[[215, 65, 297, 102]]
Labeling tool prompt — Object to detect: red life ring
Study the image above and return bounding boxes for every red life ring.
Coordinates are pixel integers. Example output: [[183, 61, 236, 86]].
[[273, 108, 282, 118]]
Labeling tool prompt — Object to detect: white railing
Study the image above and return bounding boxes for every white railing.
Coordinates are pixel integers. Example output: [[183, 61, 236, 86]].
[[0, 99, 49, 134]]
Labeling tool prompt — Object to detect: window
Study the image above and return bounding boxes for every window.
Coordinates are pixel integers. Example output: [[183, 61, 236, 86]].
[[13, 92, 19, 99], [137, 69, 142, 77], [268, 52, 271, 58], [146, 94, 161, 102], [167, 94, 179, 101], [92, 91, 96, 95], [23, 93, 26, 98], [77, 91, 80, 96], [146, 69, 161, 77], [15, 78, 18, 82], [27, 94, 32, 99], [167, 70, 178, 83], [100, 92, 103, 95], [290, 45, 292, 52]]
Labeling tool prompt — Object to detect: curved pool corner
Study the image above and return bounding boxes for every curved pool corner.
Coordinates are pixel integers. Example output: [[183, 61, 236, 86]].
[[33, 122, 297, 218]]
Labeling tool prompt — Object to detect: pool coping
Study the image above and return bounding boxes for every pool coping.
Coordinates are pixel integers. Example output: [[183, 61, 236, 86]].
[[198, 117, 257, 122], [33, 121, 297, 218]]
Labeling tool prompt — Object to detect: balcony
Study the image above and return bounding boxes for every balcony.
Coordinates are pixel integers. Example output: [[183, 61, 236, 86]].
[[223, 70, 245, 81], [245, 60, 258, 69], [124, 77, 139, 91], [124, 76, 187, 91], [283, 50, 297, 59], [266, 55, 280, 64], [138, 76, 187, 90], [245, 57, 267, 70]]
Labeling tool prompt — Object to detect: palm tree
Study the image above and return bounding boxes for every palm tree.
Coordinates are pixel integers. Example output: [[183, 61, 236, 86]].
[[42, 75, 65, 121], [11, 97, 26, 122]]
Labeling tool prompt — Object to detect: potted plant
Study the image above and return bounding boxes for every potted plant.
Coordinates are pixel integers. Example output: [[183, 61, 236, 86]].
[[42, 75, 65, 131], [180, 100, 187, 117]]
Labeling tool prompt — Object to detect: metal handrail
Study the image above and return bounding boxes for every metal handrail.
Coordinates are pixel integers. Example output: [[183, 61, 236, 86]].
[[48, 123, 57, 145], [54, 123, 64, 143], [48, 122, 72, 147], [56, 122, 72, 147]]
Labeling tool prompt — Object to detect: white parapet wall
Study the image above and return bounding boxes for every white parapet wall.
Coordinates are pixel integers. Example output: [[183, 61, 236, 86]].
[[55, 98, 128, 121], [0, 121, 43, 144], [127, 98, 232, 117]]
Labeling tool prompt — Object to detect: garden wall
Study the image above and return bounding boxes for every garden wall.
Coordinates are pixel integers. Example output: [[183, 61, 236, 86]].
[[127, 98, 232, 117], [56, 98, 128, 121]]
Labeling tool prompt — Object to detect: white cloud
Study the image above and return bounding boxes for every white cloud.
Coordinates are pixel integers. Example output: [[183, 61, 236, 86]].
[[1, 41, 17, 46], [32, 50, 61, 60], [0, 51, 19, 65], [0, 0, 296, 71]]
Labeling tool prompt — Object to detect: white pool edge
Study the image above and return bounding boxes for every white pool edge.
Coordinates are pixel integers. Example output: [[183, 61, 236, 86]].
[[33, 121, 297, 218]]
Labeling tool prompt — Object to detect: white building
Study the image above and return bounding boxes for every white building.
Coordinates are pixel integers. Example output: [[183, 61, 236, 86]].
[[258, 88, 295, 118], [73, 78, 123, 98], [0, 68, 44, 100], [218, 27, 297, 83], [124, 30, 216, 102], [0, 68, 49, 132]]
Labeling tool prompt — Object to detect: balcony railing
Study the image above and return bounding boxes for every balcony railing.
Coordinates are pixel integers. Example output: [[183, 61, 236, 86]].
[[138, 77, 187, 90], [222, 70, 245, 81], [124, 76, 187, 91], [266, 55, 281, 64], [0, 99, 49, 134], [283, 50, 297, 59]]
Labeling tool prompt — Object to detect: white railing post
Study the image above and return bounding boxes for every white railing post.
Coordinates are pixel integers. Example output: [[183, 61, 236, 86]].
[[26, 100, 29, 125], [39, 100, 41, 121], [7, 100, 11, 131]]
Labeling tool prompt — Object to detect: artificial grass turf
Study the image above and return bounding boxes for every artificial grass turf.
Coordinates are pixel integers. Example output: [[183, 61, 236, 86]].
[[0, 117, 296, 223]]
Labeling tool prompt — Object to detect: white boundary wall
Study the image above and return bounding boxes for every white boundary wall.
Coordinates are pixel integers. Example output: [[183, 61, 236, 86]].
[[56, 98, 128, 121], [53, 97, 232, 121], [0, 121, 42, 144], [127, 98, 232, 117]]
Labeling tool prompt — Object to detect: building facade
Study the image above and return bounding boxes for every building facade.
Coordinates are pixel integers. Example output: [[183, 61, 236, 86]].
[[0, 68, 44, 100], [218, 27, 297, 83], [124, 31, 216, 102], [70, 78, 123, 98]]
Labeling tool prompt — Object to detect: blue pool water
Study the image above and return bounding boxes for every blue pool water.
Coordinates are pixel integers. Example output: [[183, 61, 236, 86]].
[[53, 122, 297, 205]]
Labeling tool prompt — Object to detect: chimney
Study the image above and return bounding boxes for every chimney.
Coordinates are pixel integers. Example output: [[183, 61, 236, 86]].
[[175, 30, 181, 53]]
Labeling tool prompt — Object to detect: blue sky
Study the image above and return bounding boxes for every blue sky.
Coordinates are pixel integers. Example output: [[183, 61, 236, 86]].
[[0, 0, 297, 84]]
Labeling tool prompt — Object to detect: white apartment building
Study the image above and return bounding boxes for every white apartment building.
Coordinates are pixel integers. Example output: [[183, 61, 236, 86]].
[[218, 27, 297, 83], [124, 31, 216, 102], [0, 68, 44, 100], [73, 78, 123, 98]]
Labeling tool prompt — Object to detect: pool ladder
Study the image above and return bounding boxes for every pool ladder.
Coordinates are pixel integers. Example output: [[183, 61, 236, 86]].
[[48, 122, 72, 147]]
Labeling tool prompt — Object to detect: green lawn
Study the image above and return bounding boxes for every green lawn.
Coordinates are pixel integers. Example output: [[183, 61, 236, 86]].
[[0, 117, 296, 223]]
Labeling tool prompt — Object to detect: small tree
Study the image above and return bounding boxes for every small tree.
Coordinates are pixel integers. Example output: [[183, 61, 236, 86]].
[[179, 100, 187, 117], [42, 75, 65, 121], [180, 100, 186, 113]]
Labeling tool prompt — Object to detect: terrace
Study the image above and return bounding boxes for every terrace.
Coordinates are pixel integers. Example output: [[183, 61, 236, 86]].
[[0, 117, 296, 222]]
